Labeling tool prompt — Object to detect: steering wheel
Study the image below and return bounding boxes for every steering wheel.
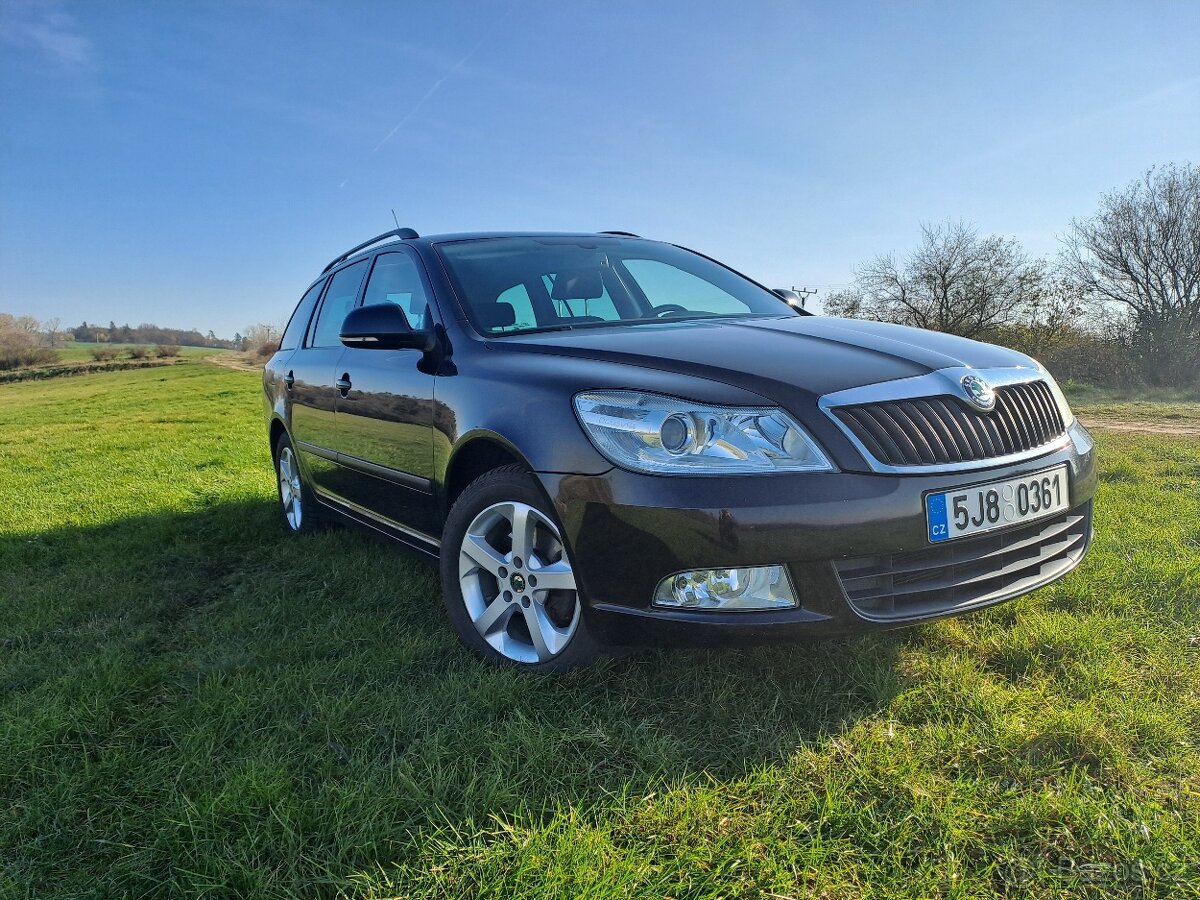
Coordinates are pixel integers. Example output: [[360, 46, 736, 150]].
[[651, 304, 690, 318]]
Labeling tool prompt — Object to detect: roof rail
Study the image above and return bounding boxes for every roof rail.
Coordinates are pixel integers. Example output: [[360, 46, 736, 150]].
[[598, 230, 640, 237], [322, 228, 419, 274]]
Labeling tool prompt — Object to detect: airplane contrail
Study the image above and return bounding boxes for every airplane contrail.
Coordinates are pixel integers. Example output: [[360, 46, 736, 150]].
[[339, 35, 489, 189]]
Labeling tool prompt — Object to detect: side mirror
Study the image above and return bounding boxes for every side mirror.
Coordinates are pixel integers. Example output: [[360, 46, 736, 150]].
[[340, 303, 435, 351], [773, 288, 806, 309]]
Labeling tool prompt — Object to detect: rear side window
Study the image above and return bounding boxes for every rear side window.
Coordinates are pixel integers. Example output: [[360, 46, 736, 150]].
[[309, 260, 368, 348], [279, 279, 325, 351], [363, 252, 432, 330]]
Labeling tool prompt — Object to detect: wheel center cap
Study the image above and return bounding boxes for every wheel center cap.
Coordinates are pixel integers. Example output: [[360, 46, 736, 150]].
[[509, 572, 526, 592]]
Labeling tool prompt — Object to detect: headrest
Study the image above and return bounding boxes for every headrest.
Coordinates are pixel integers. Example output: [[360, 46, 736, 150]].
[[551, 268, 604, 301], [477, 303, 517, 329]]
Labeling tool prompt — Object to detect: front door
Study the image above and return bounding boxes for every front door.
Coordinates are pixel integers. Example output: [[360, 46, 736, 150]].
[[330, 249, 440, 537]]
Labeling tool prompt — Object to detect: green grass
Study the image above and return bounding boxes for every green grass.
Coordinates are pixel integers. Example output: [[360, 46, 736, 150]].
[[2, 362, 1198, 898], [1063, 382, 1200, 426], [55, 342, 224, 363]]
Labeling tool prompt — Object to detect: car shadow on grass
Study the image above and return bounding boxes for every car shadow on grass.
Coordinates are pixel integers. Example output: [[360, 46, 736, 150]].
[[3, 496, 905, 893]]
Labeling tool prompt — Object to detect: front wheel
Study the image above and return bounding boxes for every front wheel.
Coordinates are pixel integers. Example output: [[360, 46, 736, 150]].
[[440, 466, 599, 671]]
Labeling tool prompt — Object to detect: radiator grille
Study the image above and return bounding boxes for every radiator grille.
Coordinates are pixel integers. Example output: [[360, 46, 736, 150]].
[[834, 504, 1091, 620], [832, 380, 1066, 468]]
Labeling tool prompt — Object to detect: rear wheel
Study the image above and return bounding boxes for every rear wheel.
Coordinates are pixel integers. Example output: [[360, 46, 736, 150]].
[[273, 432, 325, 533], [440, 466, 599, 671]]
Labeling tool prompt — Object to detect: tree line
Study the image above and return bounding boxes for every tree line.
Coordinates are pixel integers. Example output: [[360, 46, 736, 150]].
[[823, 163, 1199, 386], [68, 321, 238, 349], [0, 314, 239, 371]]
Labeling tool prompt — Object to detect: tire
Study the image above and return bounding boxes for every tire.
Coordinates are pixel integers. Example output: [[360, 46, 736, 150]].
[[440, 465, 599, 671], [273, 431, 326, 534]]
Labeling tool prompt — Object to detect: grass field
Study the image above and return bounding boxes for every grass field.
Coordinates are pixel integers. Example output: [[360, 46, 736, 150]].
[[2, 362, 1198, 898], [55, 342, 225, 363], [1064, 383, 1200, 428], [1, 344, 234, 385]]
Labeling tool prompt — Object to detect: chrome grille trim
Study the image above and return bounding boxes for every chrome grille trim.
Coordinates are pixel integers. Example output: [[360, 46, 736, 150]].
[[833, 381, 1065, 466], [834, 504, 1092, 621], [819, 366, 1072, 474]]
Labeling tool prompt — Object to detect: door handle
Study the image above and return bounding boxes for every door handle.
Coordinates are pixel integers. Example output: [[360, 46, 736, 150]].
[[336, 374, 352, 396], [284, 371, 294, 390]]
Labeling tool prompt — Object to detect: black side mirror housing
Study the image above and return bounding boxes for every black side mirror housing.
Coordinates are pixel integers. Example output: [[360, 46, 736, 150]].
[[773, 288, 806, 309], [340, 303, 435, 351]]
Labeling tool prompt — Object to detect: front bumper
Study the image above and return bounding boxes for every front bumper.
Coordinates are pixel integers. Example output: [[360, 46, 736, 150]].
[[541, 421, 1097, 647]]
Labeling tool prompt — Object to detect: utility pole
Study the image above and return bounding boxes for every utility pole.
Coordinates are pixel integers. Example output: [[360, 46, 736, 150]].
[[790, 286, 818, 305]]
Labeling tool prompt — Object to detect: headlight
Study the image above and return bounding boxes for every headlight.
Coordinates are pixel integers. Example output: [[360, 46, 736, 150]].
[[572, 390, 834, 474], [1037, 365, 1076, 427]]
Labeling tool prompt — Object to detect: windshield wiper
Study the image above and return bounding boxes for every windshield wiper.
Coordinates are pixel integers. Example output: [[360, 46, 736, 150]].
[[496, 323, 579, 336]]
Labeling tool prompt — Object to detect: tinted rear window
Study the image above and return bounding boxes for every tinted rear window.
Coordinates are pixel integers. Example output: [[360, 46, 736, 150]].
[[279, 278, 325, 351]]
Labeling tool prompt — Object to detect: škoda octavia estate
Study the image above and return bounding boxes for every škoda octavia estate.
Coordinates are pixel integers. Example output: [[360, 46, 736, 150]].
[[264, 229, 1095, 670]]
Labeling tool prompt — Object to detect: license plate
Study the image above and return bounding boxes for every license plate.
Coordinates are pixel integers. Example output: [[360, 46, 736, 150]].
[[926, 465, 1069, 543]]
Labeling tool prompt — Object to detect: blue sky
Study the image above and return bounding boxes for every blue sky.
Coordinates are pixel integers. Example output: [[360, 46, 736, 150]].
[[1, 1, 1197, 338]]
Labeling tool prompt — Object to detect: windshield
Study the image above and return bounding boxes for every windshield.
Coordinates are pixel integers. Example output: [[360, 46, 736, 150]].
[[436, 237, 797, 336]]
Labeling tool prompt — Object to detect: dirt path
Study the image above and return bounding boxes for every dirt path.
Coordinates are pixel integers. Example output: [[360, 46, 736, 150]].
[[1079, 417, 1200, 436], [204, 353, 263, 373]]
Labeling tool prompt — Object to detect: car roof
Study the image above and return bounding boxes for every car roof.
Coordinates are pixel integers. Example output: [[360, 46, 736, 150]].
[[417, 231, 645, 243], [324, 231, 653, 275]]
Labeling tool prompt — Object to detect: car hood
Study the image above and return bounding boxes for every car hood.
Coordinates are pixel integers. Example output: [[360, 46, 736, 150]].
[[498, 314, 1036, 401]]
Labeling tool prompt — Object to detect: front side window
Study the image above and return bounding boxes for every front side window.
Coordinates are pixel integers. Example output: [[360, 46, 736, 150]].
[[436, 237, 793, 336], [309, 260, 368, 348], [363, 251, 432, 330]]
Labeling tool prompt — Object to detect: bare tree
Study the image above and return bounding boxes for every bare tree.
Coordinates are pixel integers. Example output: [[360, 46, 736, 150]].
[[243, 323, 280, 346], [1011, 274, 1088, 357], [0, 313, 42, 343], [1061, 163, 1200, 384], [4, 314, 42, 337], [824, 221, 1045, 339], [0, 313, 60, 368], [41, 317, 63, 347], [822, 288, 865, 320], [242, 322, 285, 360]]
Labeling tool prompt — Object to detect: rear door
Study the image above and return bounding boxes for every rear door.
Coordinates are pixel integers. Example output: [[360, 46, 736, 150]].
[[287, 259, 368, 497], [329, 248, 440, 537], [269, 274, 324, 427]]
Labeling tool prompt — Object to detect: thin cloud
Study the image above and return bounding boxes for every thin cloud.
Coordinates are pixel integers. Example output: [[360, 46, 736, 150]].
[[961, 75, 1200, 172], [339, 35, 489, 189], [0, 0, 92, 69]]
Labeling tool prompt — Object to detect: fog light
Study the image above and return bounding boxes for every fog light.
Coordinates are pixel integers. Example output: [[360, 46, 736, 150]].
[[653, 565, 798, 611]]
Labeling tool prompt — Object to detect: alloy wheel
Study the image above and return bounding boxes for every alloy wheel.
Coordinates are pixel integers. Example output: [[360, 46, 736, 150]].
[[278, 445, 303, 531], [457, 501, 580, 664]]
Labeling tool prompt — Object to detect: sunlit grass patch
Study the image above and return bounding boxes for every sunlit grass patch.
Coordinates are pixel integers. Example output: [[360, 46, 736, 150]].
[[1064, 382, 1200, 426]]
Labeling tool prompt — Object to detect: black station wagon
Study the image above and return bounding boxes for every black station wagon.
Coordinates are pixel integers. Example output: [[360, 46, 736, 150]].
[[264, 229, 1096, 670]]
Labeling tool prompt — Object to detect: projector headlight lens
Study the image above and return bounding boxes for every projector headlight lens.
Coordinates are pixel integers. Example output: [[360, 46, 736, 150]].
[[659, 413, 692, 454]]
